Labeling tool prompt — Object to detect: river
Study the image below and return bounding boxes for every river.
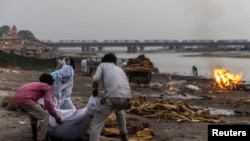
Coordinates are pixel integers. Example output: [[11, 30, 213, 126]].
[[115, 52, 250, 81], [59, 48, 250, 81]]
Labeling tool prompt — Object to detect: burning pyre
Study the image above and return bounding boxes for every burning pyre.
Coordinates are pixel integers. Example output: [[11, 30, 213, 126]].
[[213, 68, 243, 90]]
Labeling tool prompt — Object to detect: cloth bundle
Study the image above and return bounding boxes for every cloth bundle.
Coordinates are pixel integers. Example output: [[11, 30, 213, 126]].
[[39, 95, 98, 140]]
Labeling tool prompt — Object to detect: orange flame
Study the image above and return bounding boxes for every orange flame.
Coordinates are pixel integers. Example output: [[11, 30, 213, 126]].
[[213, 68, 242, 90], [167, 85, 174, 91]]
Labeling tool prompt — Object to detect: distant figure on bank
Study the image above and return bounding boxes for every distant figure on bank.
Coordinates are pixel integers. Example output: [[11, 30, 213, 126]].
[[81, 58, 87, 75], [14, 73, 62, 141], [56, 56, 65, 69], [88, 58, 94, 74], [121, 59, 128, 71], [192, 65, 198, 76], [69, 57, 75, 71]]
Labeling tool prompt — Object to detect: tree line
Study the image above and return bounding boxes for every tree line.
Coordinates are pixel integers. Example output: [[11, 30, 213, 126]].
[[0, 25, 38, 41]]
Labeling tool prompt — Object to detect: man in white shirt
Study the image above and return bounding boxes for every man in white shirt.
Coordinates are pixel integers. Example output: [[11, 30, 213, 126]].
[[81, 58, 87, 75], [90, 53, 131, 141]]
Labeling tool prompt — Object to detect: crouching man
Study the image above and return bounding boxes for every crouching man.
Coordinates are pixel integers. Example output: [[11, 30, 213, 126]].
[[14, 73, 62, 141]]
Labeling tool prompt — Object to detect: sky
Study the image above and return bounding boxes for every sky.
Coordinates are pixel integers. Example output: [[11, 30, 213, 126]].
[[1, 0, 250, 41]]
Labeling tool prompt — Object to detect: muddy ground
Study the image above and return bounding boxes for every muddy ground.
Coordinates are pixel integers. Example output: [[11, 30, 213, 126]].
[[1, 63, 250, 141]]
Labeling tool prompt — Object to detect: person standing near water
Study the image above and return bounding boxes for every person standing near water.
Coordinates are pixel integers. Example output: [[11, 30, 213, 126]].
[[192, 65, 198, 76]]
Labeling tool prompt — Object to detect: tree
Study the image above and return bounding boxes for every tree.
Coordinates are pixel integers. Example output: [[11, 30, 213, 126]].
[[18, 30, 37, 41], [0, 25, 11, 38]]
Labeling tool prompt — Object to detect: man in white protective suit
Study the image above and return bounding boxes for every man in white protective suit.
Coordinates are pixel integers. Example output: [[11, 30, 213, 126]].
[[51, 57, 76, 110]]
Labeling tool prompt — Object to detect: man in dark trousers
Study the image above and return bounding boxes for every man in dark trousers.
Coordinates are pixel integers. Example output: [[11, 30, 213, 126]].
[[192, 65, 198, 76]]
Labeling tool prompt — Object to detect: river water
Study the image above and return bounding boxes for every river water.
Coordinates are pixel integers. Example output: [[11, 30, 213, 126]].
[[60, 48, 250, 81], [115, 52, 250, 81]]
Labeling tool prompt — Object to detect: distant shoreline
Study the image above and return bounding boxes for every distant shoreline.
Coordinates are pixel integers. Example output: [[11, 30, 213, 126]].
[[182, 51, 250, 59], [61, 50, 250, 59]]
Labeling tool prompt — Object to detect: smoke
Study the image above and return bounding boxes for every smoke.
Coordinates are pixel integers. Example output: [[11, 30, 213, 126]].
[[175, 0, 250, 40]]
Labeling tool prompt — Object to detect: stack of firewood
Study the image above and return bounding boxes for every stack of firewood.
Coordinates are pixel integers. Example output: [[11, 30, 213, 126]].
[[127, 54, 159, 73], [127, 97, 223, 123]]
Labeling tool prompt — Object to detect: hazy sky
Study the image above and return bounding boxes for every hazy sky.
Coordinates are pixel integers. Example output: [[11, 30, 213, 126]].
[[1, 0, 250, 41]]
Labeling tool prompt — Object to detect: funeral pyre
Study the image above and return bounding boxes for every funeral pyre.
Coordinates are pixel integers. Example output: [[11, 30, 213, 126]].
[[212, 67, 250, 91], [126, 54, 159, 84]]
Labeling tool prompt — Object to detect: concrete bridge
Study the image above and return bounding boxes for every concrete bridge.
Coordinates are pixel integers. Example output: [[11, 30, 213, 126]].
[[41, 39, 250, 52]]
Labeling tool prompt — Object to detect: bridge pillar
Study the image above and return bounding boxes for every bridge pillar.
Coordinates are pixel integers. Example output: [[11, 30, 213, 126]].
[[127, 46, 133, 53], [81, 47, 86, 52], [169, 46, 175, 50], [81, 46, 92, 52], [98, 46, 103, 52], [127, 46, 137, 53], [139, 46, 144, 51], [86, 46, 90, 52], [81, 46, 91, 52], [132, 46, 137, 53]]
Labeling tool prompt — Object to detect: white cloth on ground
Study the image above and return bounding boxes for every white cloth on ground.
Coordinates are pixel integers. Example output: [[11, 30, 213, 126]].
[[49, 95, 97, 140]]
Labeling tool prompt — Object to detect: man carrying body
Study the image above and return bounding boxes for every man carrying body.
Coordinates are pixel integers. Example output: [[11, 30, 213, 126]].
[[90, 53, 131, 141]]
